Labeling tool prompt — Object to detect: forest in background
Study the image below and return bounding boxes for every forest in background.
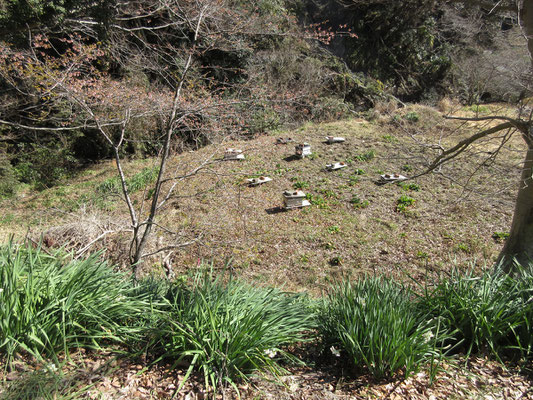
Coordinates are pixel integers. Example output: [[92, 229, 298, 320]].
[[0, 0, 529, 193]]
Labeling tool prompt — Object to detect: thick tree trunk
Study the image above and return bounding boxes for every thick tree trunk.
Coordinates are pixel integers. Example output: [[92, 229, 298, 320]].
[[522, 0, 533, 62], [496, 1, 533, 272], [498, 140, 533, 271]]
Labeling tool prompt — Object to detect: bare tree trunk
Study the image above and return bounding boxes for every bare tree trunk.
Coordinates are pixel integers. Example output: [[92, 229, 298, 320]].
[[130, 7, 207, 279], [496, 1, 533, 271], [498, 138, 533, 271], [522, 0, 533, 61]]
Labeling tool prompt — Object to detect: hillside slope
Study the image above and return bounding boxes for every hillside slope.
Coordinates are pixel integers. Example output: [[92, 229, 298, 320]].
[[0, 103, 524, 292]]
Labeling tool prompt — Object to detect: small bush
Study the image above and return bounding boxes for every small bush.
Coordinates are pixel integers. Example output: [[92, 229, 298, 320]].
[[0, 156, 18, 198], [14, 145, 77, 190], [318, 278, 443, 379], [151, 271, 315, 391], [404, 111, 420, 122]]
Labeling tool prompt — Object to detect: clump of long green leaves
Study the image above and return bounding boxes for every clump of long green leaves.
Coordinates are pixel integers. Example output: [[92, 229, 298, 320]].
[[318, 277, 445, 379], [419, 267, 533, 360], [0, 241, 151, 364], [151, 271, 315, 392]]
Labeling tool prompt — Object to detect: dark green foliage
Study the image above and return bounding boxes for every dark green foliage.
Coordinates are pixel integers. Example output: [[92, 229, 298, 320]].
[[345, 0, 450, 99], [318, 278, 444, 379], [418, 268, 533, 360], [151, 271, 315, 390], [0, 242, 151, 364], [14, 144, 77, 190], [0, 1, 66, 30], [304, 0, 450, 100], [0, 0, 87, 44], [0, 154, 18, 197]]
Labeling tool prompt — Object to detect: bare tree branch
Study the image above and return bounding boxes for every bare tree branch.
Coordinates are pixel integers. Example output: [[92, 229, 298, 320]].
[[410, 121, 515, 179]]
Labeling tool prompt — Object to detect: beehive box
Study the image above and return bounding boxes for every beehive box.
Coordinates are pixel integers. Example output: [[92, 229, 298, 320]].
[[224, 148, 245, 160], [283, 190, 311, 209], [326, 162, 347, 171], [295, 143, 312, 158], [247, 176, 272, 186], [326, 136, 345, 144], [380, 173, 407, 182]]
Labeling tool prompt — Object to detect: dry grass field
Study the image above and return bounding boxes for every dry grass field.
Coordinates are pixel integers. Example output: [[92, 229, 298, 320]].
[[0, 103, 525, 294]]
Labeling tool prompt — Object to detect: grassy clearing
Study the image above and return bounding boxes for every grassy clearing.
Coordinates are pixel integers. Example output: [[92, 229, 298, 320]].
[[0, 102, 529, 398], [0, 104, 524, 291]]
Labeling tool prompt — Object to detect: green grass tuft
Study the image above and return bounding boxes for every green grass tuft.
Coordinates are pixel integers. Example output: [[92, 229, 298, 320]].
[[0, 241, 151, 364], [150, 270, 315, 392], [318, 277, 445, 379], [418, 267, 533, 361]]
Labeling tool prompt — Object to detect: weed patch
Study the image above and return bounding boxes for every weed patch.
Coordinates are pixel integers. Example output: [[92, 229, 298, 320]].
[[350, 194, 369, 209], [396, 195, 416, 213], [355, 150, 375, 162]]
